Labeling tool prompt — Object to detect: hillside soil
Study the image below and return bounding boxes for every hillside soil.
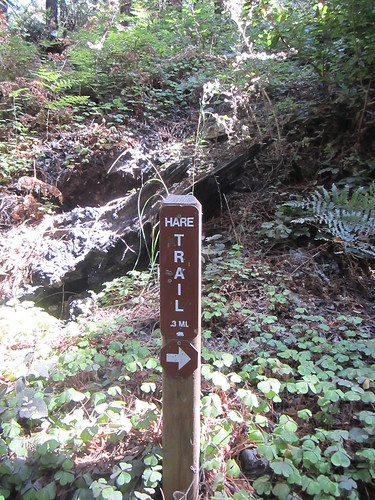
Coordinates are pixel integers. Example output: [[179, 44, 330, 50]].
[[0, 57, 375, 498]]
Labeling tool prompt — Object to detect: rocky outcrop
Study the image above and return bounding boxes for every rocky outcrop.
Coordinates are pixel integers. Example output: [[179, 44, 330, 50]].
[[0, 139, 271, 310]]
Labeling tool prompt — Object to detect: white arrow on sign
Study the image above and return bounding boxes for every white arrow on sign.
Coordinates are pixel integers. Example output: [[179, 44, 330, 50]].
[[166, 347, 191, 370]]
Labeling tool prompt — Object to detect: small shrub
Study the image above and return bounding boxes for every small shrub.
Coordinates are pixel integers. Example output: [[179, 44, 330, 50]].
[[0, 36, 40, 81]]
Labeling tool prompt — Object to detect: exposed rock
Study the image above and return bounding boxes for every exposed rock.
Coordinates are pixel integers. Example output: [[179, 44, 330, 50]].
[[16, 176, 63, 204], [239, 448, 271, 479], [0, 139, 272, 310]]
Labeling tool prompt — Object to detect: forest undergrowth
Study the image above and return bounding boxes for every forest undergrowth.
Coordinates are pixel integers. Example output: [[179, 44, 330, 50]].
[[0, 187, 374, 499]]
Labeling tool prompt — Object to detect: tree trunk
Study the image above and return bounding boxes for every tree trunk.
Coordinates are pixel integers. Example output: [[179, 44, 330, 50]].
[[46, 0, 58, 31], [0, 0, 8, 30], [0, 0, 7, 15], [60, 0, 68, 24], [214, 0, 224, 15], [119, 0, 132, 15], [169, 0, 182, 11]]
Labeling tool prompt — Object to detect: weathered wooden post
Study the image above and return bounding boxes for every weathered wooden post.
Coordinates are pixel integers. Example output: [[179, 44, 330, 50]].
[[160, 195, 202, 500]]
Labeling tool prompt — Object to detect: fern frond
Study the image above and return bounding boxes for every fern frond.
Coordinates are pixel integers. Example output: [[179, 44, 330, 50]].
[[48, 95, 91, 110], [283, 183, 375, 259], [35, 69, 82, 93]]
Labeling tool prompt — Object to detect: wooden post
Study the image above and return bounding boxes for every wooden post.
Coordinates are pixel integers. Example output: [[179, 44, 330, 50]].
[[160, 195, 202, 500]]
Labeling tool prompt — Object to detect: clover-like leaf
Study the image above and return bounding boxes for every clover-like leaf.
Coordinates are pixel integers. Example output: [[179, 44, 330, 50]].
[[331, 450, 351, 468], [226, 458, 241, 479], [270, 459, 295, 477]]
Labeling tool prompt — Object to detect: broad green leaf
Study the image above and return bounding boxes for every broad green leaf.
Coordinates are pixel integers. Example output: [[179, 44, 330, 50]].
[[116, 470, 131, 486], [272, 482, 291, 499], [202, 394, 222, 418], [254, 414, 269, 427], [359, 411, 375, 426], [93, 392, 107, 406], [303, 450, 320, 465], [270, 459, 295, 477], [144, 455, 158, 467], [253, 475, 272, 495], [102, 489, 122, 500], [325, 429, 349, 441], [248, 427, 264, 443], [286, 382, 297, 393], [93, 353, 107, 366], [295, 381, 309, 394], [356, 448, 375, 462], [237, 388, 259, 409], [297, 408, 312, 420], [323, 390, 340, 402], [339, 477, 357, 491], [0, 439, 7, 455], [221, 352, 234, 367], [257, 378, 281, 399], [331, 450, 351, 468], [344, 390, 361, 402], [8, 437, 26, 457], [126, 361, 138, 373], [212, 426, 231, 447], [228, 410, 243, 423], [304, 478, 321, 495], [229, 372, 242, 384], [19, 396, 48, 420], [349, 427, 368, 443], [226, 458, 241, 478], [278, 415, 297, 432], [361, 391, 375, 403], [302, 439, 318, 451], [145, 358, 158, 369], [80, 425, 98, 443], [107, 386, 122, 397], [66, 388, 87, 402], [142, 467, 162, 487], [211, 371, 230, 391], [54, 470, 75, 486], [140, 382, 156, 393], [62, 459, 74, 471], [110, 462, 133, 486], [291, 446, 303, 465], [203, 457, 220, 471], [35, 481, 57, 500], [36, 438, 60, 455], [317, 474, 339, 495], [258, 444, 278, 461], [279, 430, 299, 444]]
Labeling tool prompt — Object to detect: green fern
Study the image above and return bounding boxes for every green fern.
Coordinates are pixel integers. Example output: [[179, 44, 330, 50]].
[[48, 95, 91, 110], [35, 68, 91, 112], [284, 183, 375, 258], [36, 69, 81, 92]]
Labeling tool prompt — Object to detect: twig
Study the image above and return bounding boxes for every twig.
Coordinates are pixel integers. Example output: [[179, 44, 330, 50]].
[[289, 247, 326, 276]]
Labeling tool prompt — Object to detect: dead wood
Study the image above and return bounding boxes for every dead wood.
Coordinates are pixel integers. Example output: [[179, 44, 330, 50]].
[[1, 140, 272, 307]]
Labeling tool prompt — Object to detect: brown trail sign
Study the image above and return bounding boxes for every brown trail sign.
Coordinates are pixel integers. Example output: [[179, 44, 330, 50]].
[[160, 195, 202, 500]]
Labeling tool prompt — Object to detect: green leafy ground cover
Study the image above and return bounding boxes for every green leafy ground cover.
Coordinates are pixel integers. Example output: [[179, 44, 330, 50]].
[[0, 228, 374, 499]]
